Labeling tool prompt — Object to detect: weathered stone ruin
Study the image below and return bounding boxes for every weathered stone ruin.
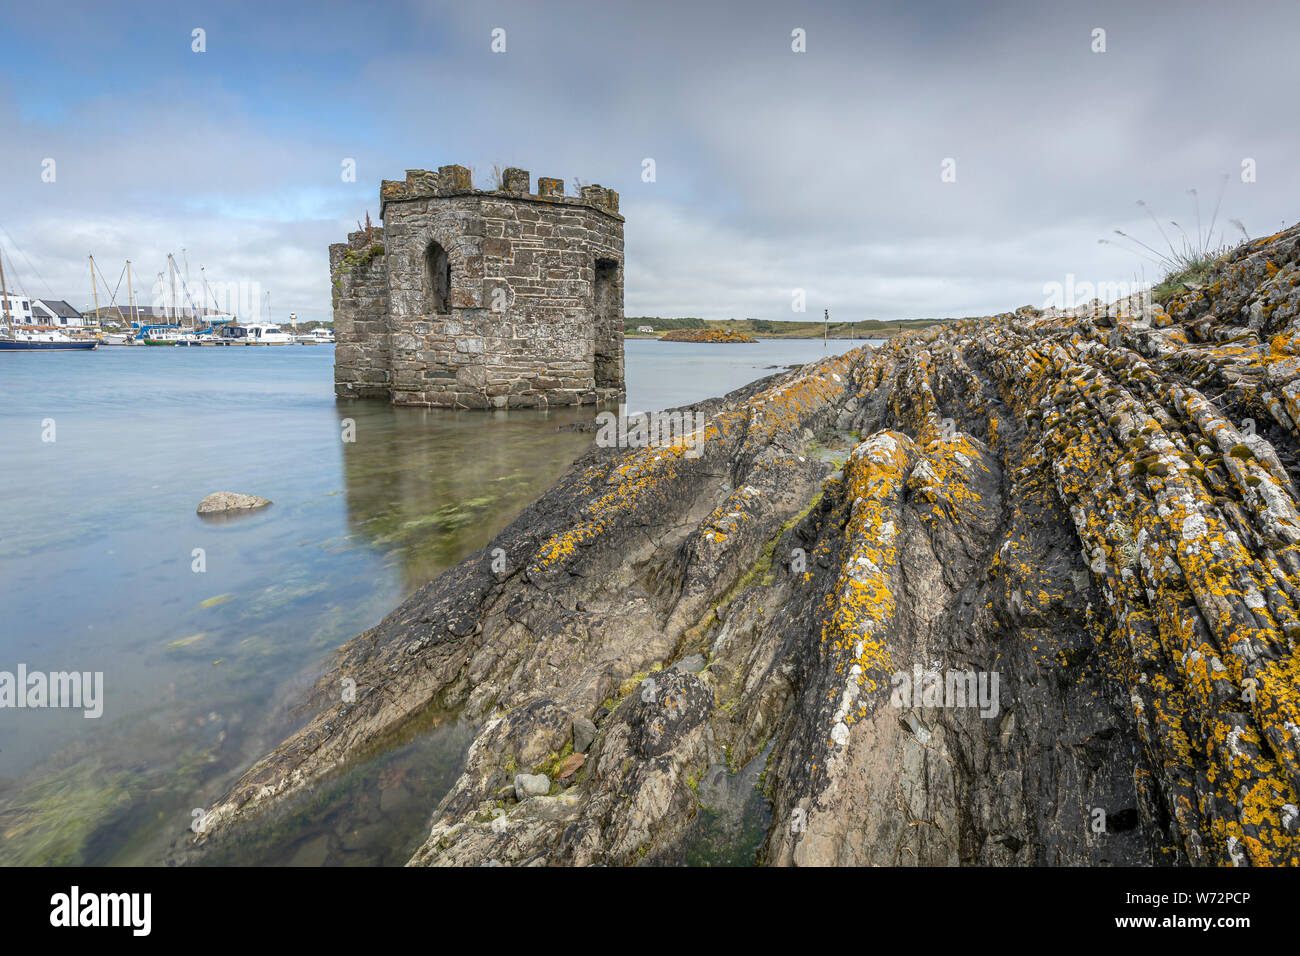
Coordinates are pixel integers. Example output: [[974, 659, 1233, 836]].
[[331, 165, 624, 408]]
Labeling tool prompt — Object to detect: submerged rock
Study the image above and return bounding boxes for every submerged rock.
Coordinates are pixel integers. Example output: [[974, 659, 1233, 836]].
[[673, 653, 707, 674], [182, 224, 1300, 867], [196, 492, 272, 515]]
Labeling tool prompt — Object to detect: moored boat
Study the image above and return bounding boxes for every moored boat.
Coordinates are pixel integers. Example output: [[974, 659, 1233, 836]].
[[217, 324, 250, 345], [244, 323, 294, 345], [139, 324, 195, 346], [0, 327, 98, 351]]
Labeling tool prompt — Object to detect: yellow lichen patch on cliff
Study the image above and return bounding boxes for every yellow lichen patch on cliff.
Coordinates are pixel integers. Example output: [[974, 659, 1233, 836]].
[[820, 430, 916, 744], [910, 433, 989, 521], [697, 485, 761, 547]]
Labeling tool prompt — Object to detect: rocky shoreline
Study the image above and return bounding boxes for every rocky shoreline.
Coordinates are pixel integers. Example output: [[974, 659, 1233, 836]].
[[181, 225, 1300, 866]]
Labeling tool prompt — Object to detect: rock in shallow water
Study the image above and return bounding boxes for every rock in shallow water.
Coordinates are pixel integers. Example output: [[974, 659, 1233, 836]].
[[672, 653, 707, 674], [196, 492, 272, 515]]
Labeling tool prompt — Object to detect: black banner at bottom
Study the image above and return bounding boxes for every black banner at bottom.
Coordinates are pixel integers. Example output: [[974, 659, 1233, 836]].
[[0, 864, 1276, 942]]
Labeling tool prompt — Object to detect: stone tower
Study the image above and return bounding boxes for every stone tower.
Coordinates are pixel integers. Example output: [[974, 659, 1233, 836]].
[[330, 164, 625, 409]]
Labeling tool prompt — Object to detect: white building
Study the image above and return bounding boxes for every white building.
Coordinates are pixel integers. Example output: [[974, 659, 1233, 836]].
[[0, 296, 85, 326], [0, 292, 33, 325]]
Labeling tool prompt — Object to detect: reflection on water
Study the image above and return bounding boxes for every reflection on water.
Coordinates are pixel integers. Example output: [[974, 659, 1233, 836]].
[[339, 402, 593, 591]]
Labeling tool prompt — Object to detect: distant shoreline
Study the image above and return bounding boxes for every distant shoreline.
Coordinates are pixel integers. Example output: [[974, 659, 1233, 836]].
[[624, 333, 895, 340], [624, 317, 954, 340]]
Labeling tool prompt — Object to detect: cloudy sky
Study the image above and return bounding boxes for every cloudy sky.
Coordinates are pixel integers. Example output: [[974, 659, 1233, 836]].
[[0, 0, 1296, 323]]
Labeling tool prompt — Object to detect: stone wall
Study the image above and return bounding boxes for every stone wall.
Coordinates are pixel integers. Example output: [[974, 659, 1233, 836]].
[[331, 229, 391, 398], [333, 165, 625, 409]]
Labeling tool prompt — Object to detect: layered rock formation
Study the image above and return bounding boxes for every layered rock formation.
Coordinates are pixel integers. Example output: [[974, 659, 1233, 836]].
[[185, 225, 1300, 867]]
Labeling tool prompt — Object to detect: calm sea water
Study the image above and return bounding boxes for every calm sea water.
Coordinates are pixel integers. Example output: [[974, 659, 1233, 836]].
[[0, 336, 870, 865]]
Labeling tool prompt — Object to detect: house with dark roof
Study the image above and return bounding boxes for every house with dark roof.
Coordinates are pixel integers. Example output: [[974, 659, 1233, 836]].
[[31, 299, 84, 326]]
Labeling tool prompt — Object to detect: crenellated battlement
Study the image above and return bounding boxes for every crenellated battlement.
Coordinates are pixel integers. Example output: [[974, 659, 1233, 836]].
[[379, 164, 621, 219], [336, 164, 625, 409]]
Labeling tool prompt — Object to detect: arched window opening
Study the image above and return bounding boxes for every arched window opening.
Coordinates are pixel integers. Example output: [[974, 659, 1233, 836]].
[[593, 258, 620, 389], [423, 241, 451, 314]]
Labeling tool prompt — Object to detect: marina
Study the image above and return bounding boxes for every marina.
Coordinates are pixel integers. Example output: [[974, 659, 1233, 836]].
[[0, 244, 330, 351]]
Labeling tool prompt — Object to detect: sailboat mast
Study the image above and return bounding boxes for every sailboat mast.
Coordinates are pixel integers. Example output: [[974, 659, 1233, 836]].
[[0, 249, 12, 326], [127, 260, 137, 327], [89, 255, 101, 324], [169, 255, 178, 325], [183, 248, 196, 326]]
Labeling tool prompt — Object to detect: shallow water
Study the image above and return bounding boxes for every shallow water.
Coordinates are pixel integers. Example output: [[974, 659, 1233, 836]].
[[679, 742, 775, 867], [0, 336, 870, 864]]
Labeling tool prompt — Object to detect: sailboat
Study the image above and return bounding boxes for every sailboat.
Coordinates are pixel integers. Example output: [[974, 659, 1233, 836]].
[[140, 256, 197, 345], [96, 258, 142, 345], [0, 249, 97, 351]]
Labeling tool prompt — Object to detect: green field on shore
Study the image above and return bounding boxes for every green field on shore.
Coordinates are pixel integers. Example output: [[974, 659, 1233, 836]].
[[624, 316, 953, 339]]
